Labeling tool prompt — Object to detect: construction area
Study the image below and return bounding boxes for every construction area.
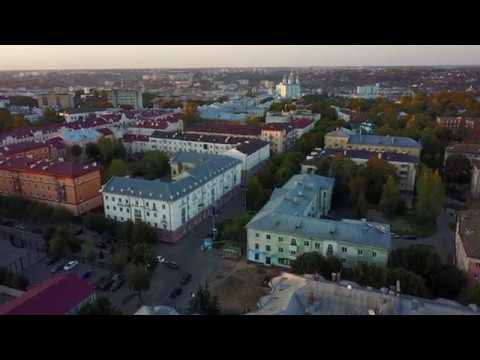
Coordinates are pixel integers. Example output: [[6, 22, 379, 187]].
[[207, 259, 281, 315]]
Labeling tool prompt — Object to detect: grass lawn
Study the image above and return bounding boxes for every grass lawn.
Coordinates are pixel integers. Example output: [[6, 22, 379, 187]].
[[389, 215, 436, 238]]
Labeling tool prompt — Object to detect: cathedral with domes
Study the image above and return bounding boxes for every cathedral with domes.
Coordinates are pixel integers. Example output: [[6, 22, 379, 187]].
[[276, 72, 301, 99]]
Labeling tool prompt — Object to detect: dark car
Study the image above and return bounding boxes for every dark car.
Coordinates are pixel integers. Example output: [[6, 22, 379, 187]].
[[402, 235, 417, 240], [165, 261, 179, 270], [169, 287, 182, 299], [32, 228, 42, 235], [74, 229, 83, 236], [181, 272, 192, 285], [110, 278, 125, 292], [96, 276, 114, 291], [80, 271, 93, 280], [96, 241, 107, 249], [46, 258, 57, 266]]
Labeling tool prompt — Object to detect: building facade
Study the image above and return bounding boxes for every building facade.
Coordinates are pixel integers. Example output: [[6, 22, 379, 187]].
[[0, 158, 102, 215], [276, 72, 301, 99], [34, 93, 74, 110], [107, 89, 143, 109], [324, 128, 422, 157], [261, 123, 295, 154], [102, 152, 242, 243], [246, 173, 391, 268], [301, 148, 419, 192], [471, 160, 480, 200], [455, 210, 480, 285]]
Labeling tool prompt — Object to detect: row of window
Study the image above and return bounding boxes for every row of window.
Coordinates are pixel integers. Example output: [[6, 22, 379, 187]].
[[253, 242, 377, 257], [106, 214, 168, 229]]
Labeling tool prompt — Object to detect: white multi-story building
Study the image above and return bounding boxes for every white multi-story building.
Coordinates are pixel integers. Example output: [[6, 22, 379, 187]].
[[356, 83, 380, 99], [102, 152, 242, 243]]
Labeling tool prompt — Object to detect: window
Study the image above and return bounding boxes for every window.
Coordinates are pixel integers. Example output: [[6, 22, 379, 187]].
[[291, 239, 297, 246], [290, 250, 296, 256], [256, 233, 259, 238], [315, 243, 320, 249], [358, 249, 363, 256], [278, 237, 283, 242], [266, 245, 271, 252], [254, 253, 259, 261], [113, 206, 116, 211], [162, 204, 165, 209], [372, 251, 377, 257], [154, 213, 157, 218], [120, 208, 123, 212], [279, 247, 284, 253], [326, 244, 333, 256], [146, 212, 150, 216], [106, 206, 110, 210], [304, 241, 309, 247], [255, 243, 259, 250], [342, 247, 347, 253], [266, 234, 271, 240], [127, 209, 130, 213], [105, 196, 109, 200]]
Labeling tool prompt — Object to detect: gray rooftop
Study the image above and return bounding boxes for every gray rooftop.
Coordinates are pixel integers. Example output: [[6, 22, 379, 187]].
[[103, 152, 241, 201], [247, 173, 390, 250], [348, 134, 421, 149]]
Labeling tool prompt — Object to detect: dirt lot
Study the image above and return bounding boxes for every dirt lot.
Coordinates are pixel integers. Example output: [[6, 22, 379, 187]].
[[208, 260, 281, 315]]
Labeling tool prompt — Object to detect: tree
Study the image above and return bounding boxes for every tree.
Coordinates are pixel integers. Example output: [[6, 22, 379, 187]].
[[461, 284, 480, 306], [81, 239, 96, 263], [42, 108, 63, 124], [98, 137, 114, 164], [83, 213, 109, 234], [49, 226, 71, 259], [126, 264, 151, 304], [0, 109, 13, 130], [112, 140, 127, 160], [445, 154, 472, 184], [246, 176, 266, 211], [112, 251, 129, 273], [246, 115, 264, 126], [182, 101, 200, 126], [141, 151, 170, 180], [380, 175, 403, 217], [188, 281, 220, 315], [78, 297, 121, 315], [430, 265, 467, 300], [70, 145, 82, 161], [414, 167, 445, 226], [131, 242, 154, 266], [352, 262, 388, 289], [364, 157, 397, 204], [85, 142, 101, 161], [291, 252, 326, 275], [12, 115, 30, 129], [216, 212, 254, 248], [387, 268, 429, 297], [104, 159, 129, 182], [387, 245, 443, 284]]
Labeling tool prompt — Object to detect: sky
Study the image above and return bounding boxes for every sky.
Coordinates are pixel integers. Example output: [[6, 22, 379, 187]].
[[1, 45, 480, 70]]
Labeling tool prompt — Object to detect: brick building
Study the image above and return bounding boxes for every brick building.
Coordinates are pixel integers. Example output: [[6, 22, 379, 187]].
[[455, 210, 480, 285], [0, 158, 102, 215]]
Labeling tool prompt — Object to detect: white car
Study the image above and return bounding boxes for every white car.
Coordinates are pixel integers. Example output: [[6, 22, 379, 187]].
[[157, 256, 166, 263], [63, 260, 79, 271]]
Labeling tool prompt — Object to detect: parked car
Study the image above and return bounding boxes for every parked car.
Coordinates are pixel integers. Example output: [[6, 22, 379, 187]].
[[110, 278, 125, 292], [63, 260, 79, 271], [51, 262, 64, 274], [111, 273, 124, 282], [96, 241, 107, 249], [181, 272, 192, 285], [165, 261, 179, 270], [96, 276, 115, 291], [402, 235, 417, 240], [169, 287, 183, 299], [392, 233, 401, 239], [15, 224, 26, 230], [157, 256, 166, 263], [80, 271, 93, 280], [74, 229, 83, 236]]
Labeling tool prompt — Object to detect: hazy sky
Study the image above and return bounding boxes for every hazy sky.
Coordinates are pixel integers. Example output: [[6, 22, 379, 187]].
[[1, 45, 480, 70]]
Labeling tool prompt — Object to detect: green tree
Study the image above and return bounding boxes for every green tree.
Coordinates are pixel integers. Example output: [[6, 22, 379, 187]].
[[112, 140, 127, 160], [98, 137, 114, 164], [430, 265, 467, 300], [70, 144, 82, 161], [246, 176, 266, 211], [126, 264, 151, 304], [445, 154, 472, 184], [131, 242, 154, 266], [49, 226, 71, 259], [216, 212, 254, 248], [352, 262, 388, 289], [246, 115, 264, 126], [83, 213, 109, 234], [104, 159, 129, 182], [380, 175, 403, 217], [141, 151, 170, 180], [461, 284, 480, 306], [0, 109, 13, 130], [12, 115, 30, 129], [387, 268, 429, 297], [112, 251, 129, 273], [81, 239, 96, 263], [291, 252, 326, 275], [85, 142, 101, 161], [182, 101, 200, 126], [188, 281, 220, 315], [414, 167, 444, 226], [78, 297, 122, 315]]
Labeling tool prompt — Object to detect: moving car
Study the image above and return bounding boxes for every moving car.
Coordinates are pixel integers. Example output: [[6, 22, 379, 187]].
[[96, 241, 107, 249], [165, 261, 179, 270], [181, 272, 192, 285], [169, 287, 183, 299], [157, 256, 166, 263], [63, 260, 79, 271]]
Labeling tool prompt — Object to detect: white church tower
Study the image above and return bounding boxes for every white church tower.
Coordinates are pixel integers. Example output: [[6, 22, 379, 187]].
[[277, 72, 301, 99]]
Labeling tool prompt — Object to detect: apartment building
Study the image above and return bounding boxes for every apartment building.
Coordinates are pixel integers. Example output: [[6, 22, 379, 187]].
[[324, 128, 422, 157], [102, 152, 242, 243], [0, 158, 102, 215], [106, 89, 143, 109], [455, 210, 480, 285], [261, 123, 295, 153], [34, 93, 74, 110], [246, 173, 391, 268], [301, 148, 419, 192], [444, 143, 480, 164]]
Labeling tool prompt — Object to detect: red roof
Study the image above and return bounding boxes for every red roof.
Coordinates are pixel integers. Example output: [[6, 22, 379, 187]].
[[262, 123, 295, 133], [97, 128, 113, 136], [0, 273, 94, 315], [123, 134, 149, 143], [0, 157, 100, 178], [0, 141, 50, 156], [288, 118, 313, 129], [186, 121, 261, 136]]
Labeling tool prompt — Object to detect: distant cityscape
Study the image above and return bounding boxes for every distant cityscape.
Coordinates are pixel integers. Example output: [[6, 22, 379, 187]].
[[1, 60, 480, 316]]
